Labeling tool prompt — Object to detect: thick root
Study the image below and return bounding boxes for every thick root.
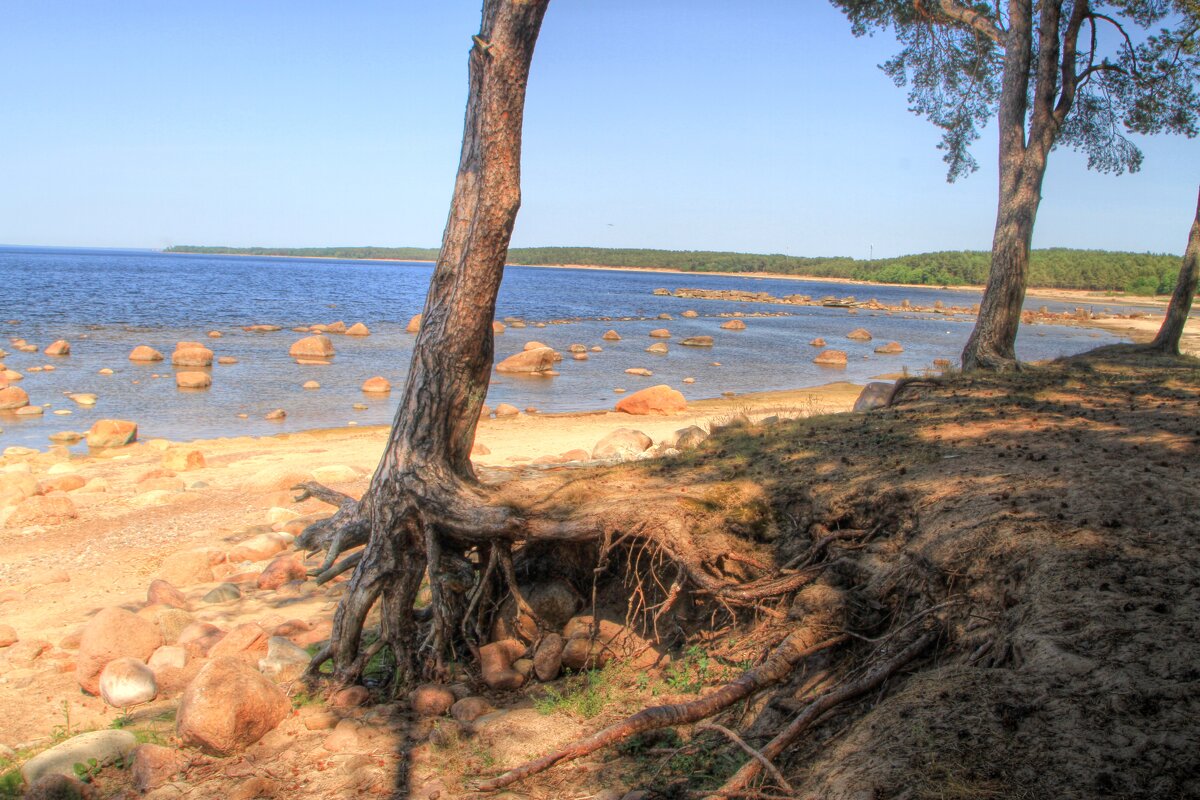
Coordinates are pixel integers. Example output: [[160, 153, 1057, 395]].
[[704, 628, 939, 799], [477, 584, 847, 791]]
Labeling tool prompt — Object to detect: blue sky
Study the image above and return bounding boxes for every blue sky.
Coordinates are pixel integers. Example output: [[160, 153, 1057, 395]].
[[0, 1, 1194, 258]]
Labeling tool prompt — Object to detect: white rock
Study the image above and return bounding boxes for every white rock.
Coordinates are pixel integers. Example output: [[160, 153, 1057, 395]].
[[99, 657, 158, 708], [21, 730, 137, 784]]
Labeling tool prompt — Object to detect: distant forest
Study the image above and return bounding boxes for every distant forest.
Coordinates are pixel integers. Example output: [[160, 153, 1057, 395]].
[[164, 245, 1183, 295]]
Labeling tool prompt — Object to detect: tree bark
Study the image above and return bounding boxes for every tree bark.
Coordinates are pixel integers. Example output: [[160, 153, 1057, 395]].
[[961, 0, 1082, 371], [314, 0, 550, 686], [1148, 186, 1200, 354]]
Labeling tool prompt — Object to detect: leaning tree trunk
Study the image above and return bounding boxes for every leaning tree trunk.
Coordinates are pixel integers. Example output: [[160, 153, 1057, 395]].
[[313, 0, 550, 687], [1147, 186, 1200, 354]]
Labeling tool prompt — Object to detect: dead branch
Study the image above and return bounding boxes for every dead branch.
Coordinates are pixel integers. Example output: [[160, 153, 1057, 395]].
[[704, 629, 938, 799], [696, 723, 794, 794]]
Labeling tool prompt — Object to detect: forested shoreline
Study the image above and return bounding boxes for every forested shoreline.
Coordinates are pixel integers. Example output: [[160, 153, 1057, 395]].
[[165, 244, 1182, 295]]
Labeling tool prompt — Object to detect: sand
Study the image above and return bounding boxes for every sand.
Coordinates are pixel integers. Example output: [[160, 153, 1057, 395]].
[[0, 382, 860, 747]]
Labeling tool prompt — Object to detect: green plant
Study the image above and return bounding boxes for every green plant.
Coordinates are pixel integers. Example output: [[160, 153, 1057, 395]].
[[50, 700, 73, 742], [0, 769, 24, 800], [534, 667, 612, 719], [665, 645, 712, 693], [72, 757, 102, 782]]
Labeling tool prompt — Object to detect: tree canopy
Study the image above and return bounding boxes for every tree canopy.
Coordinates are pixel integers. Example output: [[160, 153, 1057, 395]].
[[834, 0, 1199, 181]]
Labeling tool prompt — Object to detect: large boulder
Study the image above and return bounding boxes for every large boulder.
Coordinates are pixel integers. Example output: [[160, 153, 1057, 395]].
[[813, 349, 848, 367], [44, 340, 71, 356], [288, 335, 335, 360], [345, 322, 370, 336], [256, 555, 306, 590], [171, 346, 214, 367], [0, 385, 29, 410], [615, 384, 687, 415], [406, 314, 422, 333], [680, 335, 714, 347], [853, 381, 895, 412], [480, 639, 527, 690], [6, 495, 78, 527], [86, 419, 137, 448], [560, 615, 666, 670], [158, 548, 217, 585], [720, 319, 747, 330], [496, 347, 558, 375], [648, 328, 670, 338], [602, 330, 621, 340], [20, 730, 137, 785], [361, 376, 391, 393], [175, 371, 211, 389], [76, 607, 162, 695], [846, 328, 873, 341], [176, 657, 290, 755], [670, 425, 709, 450], [874, 341, 904, 354], [129, 345, 164, 362], [592, 428, 653, 460]]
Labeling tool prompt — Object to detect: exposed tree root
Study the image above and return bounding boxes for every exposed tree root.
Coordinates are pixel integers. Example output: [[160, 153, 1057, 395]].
[[476, 583, 848, 791], [703, 628, 938, 799], [696, 723, 794, 795]]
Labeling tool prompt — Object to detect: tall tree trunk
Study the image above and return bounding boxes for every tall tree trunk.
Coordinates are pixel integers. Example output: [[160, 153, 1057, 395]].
[[1148, 186, 1200, 354], [962, 0, 1069, 371], [316, 0, 549, 687]]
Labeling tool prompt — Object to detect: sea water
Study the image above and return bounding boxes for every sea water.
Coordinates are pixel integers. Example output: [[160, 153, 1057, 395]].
[[0, 246, 1131, 448]]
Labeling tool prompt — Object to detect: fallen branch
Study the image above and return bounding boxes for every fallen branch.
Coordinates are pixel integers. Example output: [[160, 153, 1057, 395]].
[[696, 723, 794, 795], [477, 632, 847, 791], [703, 629, 937, 799]]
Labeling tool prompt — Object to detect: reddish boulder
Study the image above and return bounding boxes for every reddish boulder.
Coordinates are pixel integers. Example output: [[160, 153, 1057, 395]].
[[207, 623, 269, 663], [288, 335, 335, 360], [256, 555, 307, 590], [813, 349, 848, 366], [86, 419, 137, 448], [175, 371, 211, 389], [171, 346, 214, 367], [720, 319, 747, 330], [6, 495, 78, 527], [44, 340, 71, 356], [615, 384, 687, 415], [176, 657, 290, 755], [361, 376, 391, 393], [129, 345, 164, 362], [0, 385, 29, 410], [496, 347, 558, 375], [76, 607, 162, 695], [406, 314, 422, 333], [147, 580, 189, 609]]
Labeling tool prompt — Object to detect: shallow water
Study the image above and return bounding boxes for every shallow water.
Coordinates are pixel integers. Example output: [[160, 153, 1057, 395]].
[[0, 246, 1130, 449]]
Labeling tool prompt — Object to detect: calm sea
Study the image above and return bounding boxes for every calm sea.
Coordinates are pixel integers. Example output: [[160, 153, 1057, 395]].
[[0, 246, 1131, 449]]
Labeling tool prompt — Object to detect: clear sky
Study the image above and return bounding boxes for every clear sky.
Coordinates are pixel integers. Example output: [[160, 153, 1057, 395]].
[[0, 1, 1195, 258]]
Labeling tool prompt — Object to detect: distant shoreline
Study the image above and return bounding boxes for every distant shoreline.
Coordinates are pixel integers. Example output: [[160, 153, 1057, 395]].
[[163, 248, 1172, 309]]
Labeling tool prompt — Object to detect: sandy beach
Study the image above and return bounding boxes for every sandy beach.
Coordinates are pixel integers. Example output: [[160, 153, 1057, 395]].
[[0, 381, 860, 742]]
